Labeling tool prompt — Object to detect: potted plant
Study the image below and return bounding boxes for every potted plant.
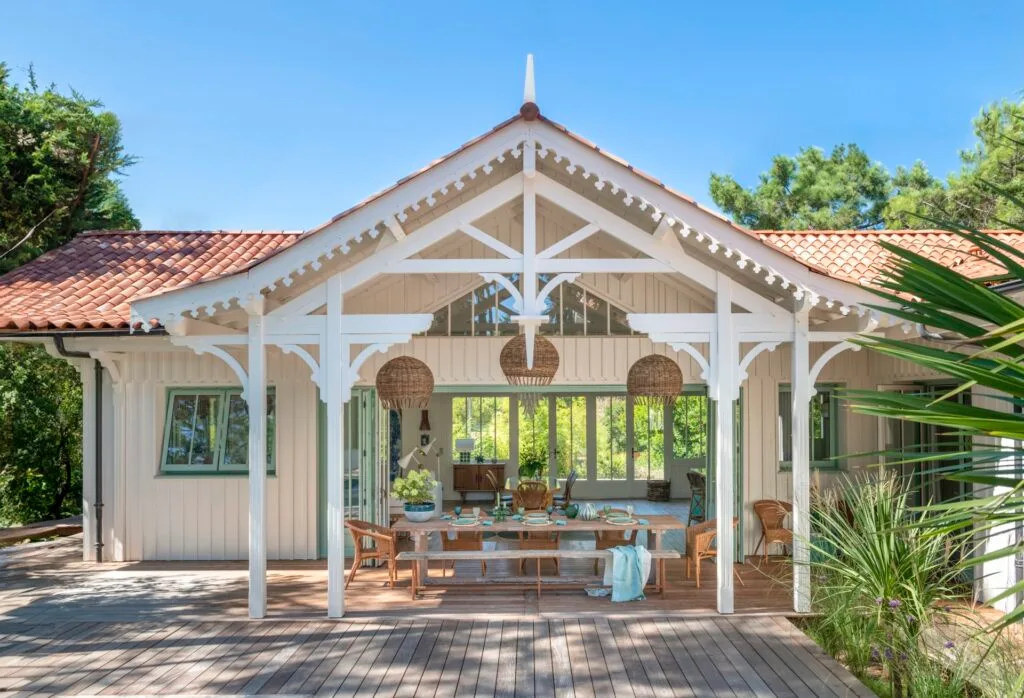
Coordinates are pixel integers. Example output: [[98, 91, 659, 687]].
[[517, 443, 546, 481], [392, 468, 438, 522]]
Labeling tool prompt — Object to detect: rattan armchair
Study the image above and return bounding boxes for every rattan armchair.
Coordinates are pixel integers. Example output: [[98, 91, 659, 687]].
[[753, 499, 793, 564], [513, 480, 552, 510], [344, 519, 398, 589], [685, 518, 744, 589]]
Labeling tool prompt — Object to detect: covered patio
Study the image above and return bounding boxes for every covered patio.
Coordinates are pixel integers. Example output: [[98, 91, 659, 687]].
[[119, 70, 899, 620]]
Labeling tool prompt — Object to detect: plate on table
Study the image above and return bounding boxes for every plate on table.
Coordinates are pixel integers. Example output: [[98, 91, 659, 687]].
[[607, 517, 638, 526], [452, 518, 479, 527], [524, 518, 552, 526]]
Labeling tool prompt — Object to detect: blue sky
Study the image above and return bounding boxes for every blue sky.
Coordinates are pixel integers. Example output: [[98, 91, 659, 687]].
[[3, 1, 1022, 231]]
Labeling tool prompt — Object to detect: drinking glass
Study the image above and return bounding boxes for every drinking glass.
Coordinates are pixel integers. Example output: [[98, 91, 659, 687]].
[[626, 505, 634, 518], [453, 505, 462, 517], [518, 507, 525, 516], [603, 504, 612, 517], [546, 505, 554, 516], [472, 507, 480, 519]]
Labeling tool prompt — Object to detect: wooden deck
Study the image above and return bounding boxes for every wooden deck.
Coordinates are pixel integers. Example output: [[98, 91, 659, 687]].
[[0, 535, 872, 695], [0, 617, 873, 696]]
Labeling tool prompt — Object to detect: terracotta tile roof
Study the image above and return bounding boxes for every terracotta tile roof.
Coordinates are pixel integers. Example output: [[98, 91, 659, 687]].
[[0, 230, 300, 331], [755, 229, 1024, 287]]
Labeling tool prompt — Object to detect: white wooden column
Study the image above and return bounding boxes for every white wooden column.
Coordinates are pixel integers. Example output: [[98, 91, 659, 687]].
[[714, 272, 736, 614], [325, 276, 346, 618], [246, 299, 267, 618], [791, 305, 811, 613]]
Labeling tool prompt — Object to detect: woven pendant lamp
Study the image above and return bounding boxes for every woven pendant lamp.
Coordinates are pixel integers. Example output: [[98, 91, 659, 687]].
[[500, 334, 559, 416], [375, 357, 434, 410], [500, 334, 559, 386], [627, 355, 683, 408]]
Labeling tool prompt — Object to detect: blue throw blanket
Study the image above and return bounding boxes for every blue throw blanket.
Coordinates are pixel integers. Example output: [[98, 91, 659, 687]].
[[607, 545, 650, 602]]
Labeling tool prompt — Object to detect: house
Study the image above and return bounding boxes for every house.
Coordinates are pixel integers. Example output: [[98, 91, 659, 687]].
[[0, 60, 1018, 619]]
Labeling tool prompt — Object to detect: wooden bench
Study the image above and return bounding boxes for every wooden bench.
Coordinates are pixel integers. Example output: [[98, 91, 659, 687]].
[[396, 549, 681, 600]]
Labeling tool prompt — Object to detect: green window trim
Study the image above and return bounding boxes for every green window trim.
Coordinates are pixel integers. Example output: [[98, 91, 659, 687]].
[[160, 387, 276, 476], [778, 383, 843, 472]]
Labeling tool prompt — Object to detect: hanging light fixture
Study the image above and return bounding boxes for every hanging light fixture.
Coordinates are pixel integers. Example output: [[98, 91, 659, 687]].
[[627, 354, 683, 408], [375, 357, 434, 411], [500, 334, 559, 415]]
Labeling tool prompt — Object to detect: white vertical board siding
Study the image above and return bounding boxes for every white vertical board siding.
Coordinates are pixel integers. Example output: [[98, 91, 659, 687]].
[[110, 349, 317, 561]]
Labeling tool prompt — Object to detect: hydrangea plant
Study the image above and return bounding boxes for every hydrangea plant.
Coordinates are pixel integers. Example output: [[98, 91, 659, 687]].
[[392, 469, 437, 504]]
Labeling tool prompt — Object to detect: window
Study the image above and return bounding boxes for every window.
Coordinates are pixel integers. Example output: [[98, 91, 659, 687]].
[[778, 384, 840, 470], [423, 279, 639, 337], [161, 388, 275, 474], [451, 396, 510, 462], [633, 400, 665, 480], [518, 397, 550, 472], [554, 396, 586, 478], [672, 394, 709, 459], [595, 395, 627, 479]]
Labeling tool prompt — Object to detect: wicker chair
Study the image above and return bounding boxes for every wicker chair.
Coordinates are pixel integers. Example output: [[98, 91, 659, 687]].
[[551, 470, 578, 509], [344, 519, 398, 589], [753, 499, 793, 563], [484, 469, 513, 507], [685, 518, 744, 589], [518, 530, 561, 575], [513, 480, 552, 511], [441, 531, 487, 577], [686, 470, 707, 527]]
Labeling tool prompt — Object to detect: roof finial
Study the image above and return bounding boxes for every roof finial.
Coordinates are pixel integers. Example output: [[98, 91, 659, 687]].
[[520, 54, 539, 121]]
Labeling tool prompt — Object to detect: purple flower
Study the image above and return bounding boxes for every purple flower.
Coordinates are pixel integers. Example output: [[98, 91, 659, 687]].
[[884, 648, 894, 660], [870, 647, 880, 661], [944, 640, 955, 649], [874, 597, 884, 605], [906, 615, 917, 624], [899, 652, 908, 662], [888, 599, 901, 609]]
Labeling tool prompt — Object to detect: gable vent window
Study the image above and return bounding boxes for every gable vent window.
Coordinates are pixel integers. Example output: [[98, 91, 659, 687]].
[[421, 275, 640, 337]]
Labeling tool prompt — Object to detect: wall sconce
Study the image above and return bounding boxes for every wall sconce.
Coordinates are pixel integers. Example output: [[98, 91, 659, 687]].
[[419, 409, 431, 432]]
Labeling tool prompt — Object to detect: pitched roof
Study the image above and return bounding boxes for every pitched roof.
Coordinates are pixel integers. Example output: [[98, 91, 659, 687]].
[[0, 230, 300, 331], [756, 229, 1024, 287]]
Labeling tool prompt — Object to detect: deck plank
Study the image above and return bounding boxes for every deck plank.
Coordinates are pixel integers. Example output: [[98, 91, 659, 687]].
[[515, 620, 535, 698], [564, 619, 595, 698], [376, 621, 427, 697], [435, 618, 471, 698], [494, 619, 518, 697], [533, 618, 555, 698], [548, 619, 575, 698]]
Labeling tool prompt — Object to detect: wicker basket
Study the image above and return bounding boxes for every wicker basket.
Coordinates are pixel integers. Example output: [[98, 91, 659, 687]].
[[646, 479, 671, 502]]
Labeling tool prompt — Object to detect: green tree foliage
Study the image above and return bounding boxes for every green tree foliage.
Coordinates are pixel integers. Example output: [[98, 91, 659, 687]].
[[0, 62, 138, 272], [0, 64, 138, 525], [888, 100, 1024, 229], [710, 98, 1024, 231], [0, 343, 83, 526], [709, 144, 891, 230]]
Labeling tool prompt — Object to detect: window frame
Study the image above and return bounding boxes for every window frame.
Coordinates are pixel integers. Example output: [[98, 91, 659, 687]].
[[777, 383, 842, 471], [160, 386, 277, 476]]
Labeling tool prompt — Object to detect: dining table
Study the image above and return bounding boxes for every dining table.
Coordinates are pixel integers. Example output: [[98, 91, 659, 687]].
[[391, 512, 686, 584]]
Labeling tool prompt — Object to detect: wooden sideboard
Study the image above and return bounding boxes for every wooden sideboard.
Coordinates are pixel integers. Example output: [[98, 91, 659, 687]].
[[452, 463, 505, 502]]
